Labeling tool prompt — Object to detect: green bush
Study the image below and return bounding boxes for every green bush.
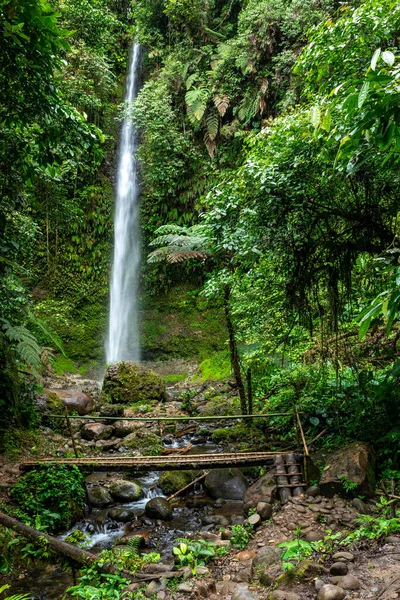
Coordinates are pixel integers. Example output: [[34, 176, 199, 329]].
[[10, 465, 86, 533]]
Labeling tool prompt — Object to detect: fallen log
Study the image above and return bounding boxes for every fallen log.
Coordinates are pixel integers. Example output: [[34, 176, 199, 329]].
[[0, 511, 135, 581], [162, 444, 193, 455]]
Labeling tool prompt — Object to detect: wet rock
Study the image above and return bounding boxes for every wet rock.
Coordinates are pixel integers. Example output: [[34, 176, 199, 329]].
[[329, 574, 360, 590], [306, 485, 320, 497], [182, 566, 193, 580], [231, 585, 259, 600], [251, 546, 281, 571], [87, 485, 113, 507], [157, 592, 166, 600], [271, 592, 301, 600], [44, 389, 94, 416], [108, 508, 136, 522], [247, 513, 261, 527], [329, 562, 348, 576], [236, 550, 256, 561], [145, 497, 173, 520], [319, 441, 376, 498], [113, 420, 141, 438], [243, 473, 277, 510], [159, 470, 194, 494], [81, 422, 114, 441], [315, 580, 325, 592], [123, 430, 162, 455], [332, 551, 354, 562], [305, 531, 324, 542], [317, 585, 346, 600], [109, 479, 142, 502], [256, 502, 272, 520], [205, 469, 248, 500], [145, 580, 165, 597], [202, 515, 230, 527], [385, 536, 400, 544], [258, 570, 273, 586], [178, 584, 193, 593], [102, 361, 167, 404], [352, 497, 368, 514], [100, 404, 125, 417]]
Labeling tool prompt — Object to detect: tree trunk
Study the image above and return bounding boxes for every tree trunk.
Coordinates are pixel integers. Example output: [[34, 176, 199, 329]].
[[246, 368, 253, 416], [224, 285, 247, 415], [0, 512, 134, 581]]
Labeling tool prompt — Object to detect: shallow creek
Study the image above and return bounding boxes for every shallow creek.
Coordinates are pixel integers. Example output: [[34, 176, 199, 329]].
[[8, 433, 244, 599]]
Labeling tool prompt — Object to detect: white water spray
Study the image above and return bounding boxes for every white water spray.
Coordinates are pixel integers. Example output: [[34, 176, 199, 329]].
[[106, 44, 142, 364]]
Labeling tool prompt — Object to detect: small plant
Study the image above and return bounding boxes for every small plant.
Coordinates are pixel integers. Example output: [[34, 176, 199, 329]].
[[0, 584, 30, 600], [173, 538, 216, 574], [278, 539, 314, 570], [339, 475, 358, 494], [65, 529, 90, 548], [230, 523, 254, 549]]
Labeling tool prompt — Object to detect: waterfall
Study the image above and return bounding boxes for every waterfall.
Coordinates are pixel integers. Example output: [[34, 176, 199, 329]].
[[106, 43, 142, 364]]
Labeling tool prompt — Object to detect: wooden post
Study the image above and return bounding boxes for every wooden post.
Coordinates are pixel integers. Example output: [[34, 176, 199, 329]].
[[65, 407, 79, 459]]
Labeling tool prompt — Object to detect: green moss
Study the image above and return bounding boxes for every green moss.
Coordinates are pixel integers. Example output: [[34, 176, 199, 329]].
[[102, 362, 167, 404], [195, 352, 231, 382], [201, 395, 240, 416], [123, 430, 162, 455], [54, 355, 77, 376], [158, 470, 195, 494], [212, 423, 265, 446], [163, 373, 188, 383]]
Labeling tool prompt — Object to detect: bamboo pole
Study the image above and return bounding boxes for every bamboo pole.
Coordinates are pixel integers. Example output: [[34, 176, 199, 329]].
[[167, 471, 209, 501], [46, 413, 297, 422]]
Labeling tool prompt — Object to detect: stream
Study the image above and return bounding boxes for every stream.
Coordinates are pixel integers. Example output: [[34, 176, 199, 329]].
[[8, 430, 244, 600]]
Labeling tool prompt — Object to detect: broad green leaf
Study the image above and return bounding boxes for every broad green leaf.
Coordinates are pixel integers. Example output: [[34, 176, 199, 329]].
[[311, 105, 321, 128], [370, 48, 381, 71], [382, 51, 395, 67], [358, 81, 370, 108]]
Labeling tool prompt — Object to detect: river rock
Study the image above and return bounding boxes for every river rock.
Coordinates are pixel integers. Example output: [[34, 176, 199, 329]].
[[352, 497, 368, 514], [247, 513, 261, 527], [329, 562, 348, 576], [108, 508, 136, 522], [159, 470, 194, 494], [102, 361, 167, 404], [243, 472, 277, 510], [257, 502, 272, 520], [100, 404, 125, 417], [271, 592, 301, 600], [87, 485, 113, 507], [109, 479, 142, 502], [251, 546, 281, 571], [305, 531, 324, 542], [231, 585, 259, 600], [145, 497, 173, 520], [81, 422, 114, 441], [113, 420, 141, 438], [319, 441, 376, 498], [332, 551, 354, 562], [44, 389, 94, 416], [306, 485, 320, 497], [329, 574, 360, 590], [317, 585, 346, 600], [123, 430, 162, 454], [205, 469, 248, 500], [145, 580, 165, 597]]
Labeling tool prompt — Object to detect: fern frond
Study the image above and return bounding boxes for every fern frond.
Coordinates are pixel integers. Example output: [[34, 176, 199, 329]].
[[126, 536, 141, 556], [29, 313, 66, 356], [185, 87, 210, 123], [0, 584, 30, 600], [1, 320, 42, 380], [206, 110, 219, 141], [168, 251, 210, 263], [153, 224, 192, 236], [213, 94, 229, 117], [204, 130, 217, 159]]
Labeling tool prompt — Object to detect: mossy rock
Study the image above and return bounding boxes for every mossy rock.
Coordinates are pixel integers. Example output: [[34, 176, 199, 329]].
[[123, 430, 162, 455], [201, 395, 240, 416], [158, 470, 195, 494], [45, 392, 65, 413], [102, 361, 167, 404], [212, 423, 265, 445]]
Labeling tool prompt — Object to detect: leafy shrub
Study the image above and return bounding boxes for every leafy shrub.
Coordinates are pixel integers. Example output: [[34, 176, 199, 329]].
[[10, 466, 86, 533]]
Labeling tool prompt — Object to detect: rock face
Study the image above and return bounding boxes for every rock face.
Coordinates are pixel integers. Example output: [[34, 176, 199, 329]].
[[243, 472, 277, 510], [87, 485, 113, 507], [81, 422, 114, 441], [319, 441, 376, 498], [205, 469, 248, 500], [145, 497, 173, 520], [109, 479, 142, 502], [45, 389, 94, 416], [102, 362, 167, 404]]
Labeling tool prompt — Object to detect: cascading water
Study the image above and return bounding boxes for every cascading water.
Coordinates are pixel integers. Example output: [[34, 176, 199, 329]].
[[106, 43, 142, 364]]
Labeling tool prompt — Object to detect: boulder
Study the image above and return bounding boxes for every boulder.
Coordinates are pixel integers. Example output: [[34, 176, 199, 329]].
[[87, 485, 113, 507], [100, 404, 125, 417], [231, 585, 259, 600], [145, 497, 173, 520], [159, 471, 194, 494], [123, 431, 162, 455], [317, 584, 346, 600], [256, 502, 272, 520], [328, 574, 360, 590], [113, 420, 141, 438], [108, 508, 136, 522], [329, 562, 348, 576], [271, 592, 301, 600], [102, 362, 167, 404], [109, 479, 142, 502], [205, 469, 248, 500], [319, 441, 376, 498], [81, 422, 114, 441], [243, 472, 277, 510], [251, 546, 281, 572], [44, 389, 94, 416]]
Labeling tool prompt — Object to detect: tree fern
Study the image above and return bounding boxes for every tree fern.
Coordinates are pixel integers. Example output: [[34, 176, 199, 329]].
[[206, 110, 219, 141], [1, 320, 42, 380], [213, 94, 229, 117], [126, 536, 142, 556], [185, 86, 210, 124], [148, 224, 211, 264]]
